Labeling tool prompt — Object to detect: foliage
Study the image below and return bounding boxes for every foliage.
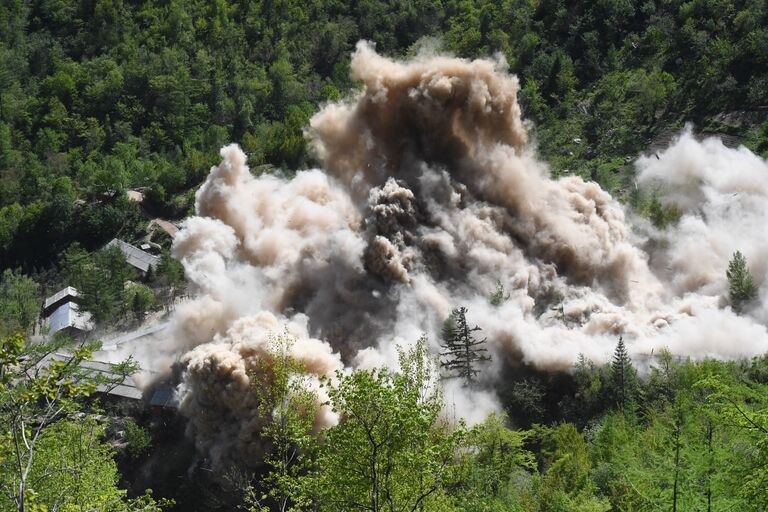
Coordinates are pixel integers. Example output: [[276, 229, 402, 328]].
[[538, 423, 609, 512], [124, 282, 154, 321], [564, 353, 610, 424], [0, 419, 124, 511], [0, 333, 165, 511], [238, 336, 764, 512], [489, 280, 510, 306], [644, 194, 682, 229], [0, 269, 39, 337], [2, 1, 768, 510], [609, 337, 638, 413], [448, 413, 534, 511], [305, 336, 464, 512], [509, 378, 546, 424], [440, 307, 491, 385], [124, 420, 152, 460], [156, 250, 184, 289], [696, 369, 768, 510], [61, 244, 140, 323], [2, 0, 767, 271], [0, 334, 100, 512], [726, 250, 757, 312], [247, 335, 319, 512], [589, 359, 766, 511]]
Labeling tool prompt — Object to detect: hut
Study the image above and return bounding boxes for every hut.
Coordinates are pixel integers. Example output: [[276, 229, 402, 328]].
[[104, 238, 161, 277], [41, 286, 93, 336]]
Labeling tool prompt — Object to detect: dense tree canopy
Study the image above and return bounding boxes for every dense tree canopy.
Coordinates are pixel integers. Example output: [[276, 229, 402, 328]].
[[2, 1, 768, 511], [0, 333, 167, 511], [2, 0, 768, 270]]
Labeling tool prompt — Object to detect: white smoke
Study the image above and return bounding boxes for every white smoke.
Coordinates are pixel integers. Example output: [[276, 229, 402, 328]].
[[636, 129, 768, 305], [161, 43, 768, 465]]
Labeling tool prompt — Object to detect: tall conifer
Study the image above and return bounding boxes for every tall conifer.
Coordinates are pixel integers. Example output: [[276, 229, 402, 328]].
[[610, 336, 638, 413], [440, 307, 491, 385], [726, 251, 757, 312]]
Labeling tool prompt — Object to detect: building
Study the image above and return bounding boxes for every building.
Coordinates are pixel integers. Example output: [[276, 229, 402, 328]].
[[37, 353, 144, 402], [104, 238, 161, 277], [150, 385, 179, 410], [44, 354, 177, 409], [80, 359, 143, 401], [99, 322, 168, 351], [41, 286, 94, 336]]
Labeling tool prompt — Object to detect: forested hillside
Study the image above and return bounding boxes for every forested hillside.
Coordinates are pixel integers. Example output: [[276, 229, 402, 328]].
[[3, 0, 768, 270], [2, 1, 768, 511]]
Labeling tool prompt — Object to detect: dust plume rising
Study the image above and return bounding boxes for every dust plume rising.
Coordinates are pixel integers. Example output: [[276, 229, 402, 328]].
[[166, 42, 768, 464], [175, 312, 340, 466]]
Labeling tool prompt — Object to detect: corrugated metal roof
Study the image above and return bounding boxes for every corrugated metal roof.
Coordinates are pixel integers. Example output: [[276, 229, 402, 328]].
[[79, 360, 144, 400], [46, 302, 93, 334], [98, 382, 143, 400], [37, 355, 143, 401], [105, 239, 160, 273], [43, 286, 81, 312]]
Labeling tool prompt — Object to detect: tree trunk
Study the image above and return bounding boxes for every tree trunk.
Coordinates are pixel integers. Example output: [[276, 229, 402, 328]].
[[672, 414, 681, 512], [706, 420, 713, 512]]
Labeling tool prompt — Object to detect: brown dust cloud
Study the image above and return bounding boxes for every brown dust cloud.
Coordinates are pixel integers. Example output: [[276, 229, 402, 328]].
[[132, 43, 768, 465]]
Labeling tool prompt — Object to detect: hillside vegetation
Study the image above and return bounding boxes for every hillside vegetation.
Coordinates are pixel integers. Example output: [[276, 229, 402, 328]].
[[1, 1, 768, 511], [2, 0, 768, 270]]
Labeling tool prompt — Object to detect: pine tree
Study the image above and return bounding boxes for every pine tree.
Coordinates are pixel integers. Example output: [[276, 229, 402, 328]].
[[726, 251, 757, 313], [440, 307, 491, 385], [489, 280, 509, 306], [610, 336, 637, 413]]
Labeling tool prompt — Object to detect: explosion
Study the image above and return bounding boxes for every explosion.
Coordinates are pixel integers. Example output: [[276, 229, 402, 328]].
[[162, 42, 768, 465]]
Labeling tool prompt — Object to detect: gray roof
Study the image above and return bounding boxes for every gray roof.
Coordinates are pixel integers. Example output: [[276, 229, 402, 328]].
[[37, 355, 142, 401], [43, 286, 81, 312], [78, 360, 143, 400], [150, 385, 179, 409], [105, 238, 160, 273], [100, 322, 168, 351], [46, 302, 93, 334]]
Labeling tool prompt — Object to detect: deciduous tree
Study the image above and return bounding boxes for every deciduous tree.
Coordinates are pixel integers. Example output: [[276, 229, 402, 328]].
[[306, 336, 463, 512], [0, 333, 164, 511]]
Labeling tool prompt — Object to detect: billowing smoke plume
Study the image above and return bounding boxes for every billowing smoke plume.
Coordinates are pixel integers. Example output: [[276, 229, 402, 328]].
[[166, 42, 768, 465], [175, 312, 340, 464]]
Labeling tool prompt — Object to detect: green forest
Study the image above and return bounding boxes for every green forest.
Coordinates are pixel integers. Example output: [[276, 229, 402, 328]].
[[2, 0, 768, 510], [4, 329, 768, 511], [3, 0, 768, 271]]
